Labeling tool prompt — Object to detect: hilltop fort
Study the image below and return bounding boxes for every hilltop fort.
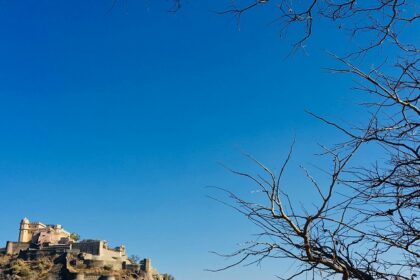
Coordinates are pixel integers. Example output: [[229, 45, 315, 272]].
[[0, 218, 172, 280]]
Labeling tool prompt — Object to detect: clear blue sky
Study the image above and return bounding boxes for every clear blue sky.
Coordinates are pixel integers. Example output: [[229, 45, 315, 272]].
[[0, 1, 371, 279]]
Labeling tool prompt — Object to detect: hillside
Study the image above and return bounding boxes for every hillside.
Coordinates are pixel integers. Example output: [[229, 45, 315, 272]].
[[0, 253, 166, 280], [0, 219, 172, 280]]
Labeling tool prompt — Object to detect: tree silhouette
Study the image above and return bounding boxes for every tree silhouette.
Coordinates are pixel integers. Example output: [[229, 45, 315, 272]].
[[202, 1, 418, 279]]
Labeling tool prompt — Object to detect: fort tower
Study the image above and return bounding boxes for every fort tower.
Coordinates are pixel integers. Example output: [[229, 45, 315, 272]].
[[18, 218, 30, 243]]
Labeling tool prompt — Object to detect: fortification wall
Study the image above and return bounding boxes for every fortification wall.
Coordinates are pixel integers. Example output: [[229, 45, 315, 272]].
[[97, 248, 126, 261], [73, 241, 102, 255], [73, 241, 127, 262], [5, 241, 30, 255], [71, 273, 113, 280]]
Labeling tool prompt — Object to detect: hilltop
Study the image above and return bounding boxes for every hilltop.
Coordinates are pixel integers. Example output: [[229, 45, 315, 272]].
[[0, 218, 173, 280]]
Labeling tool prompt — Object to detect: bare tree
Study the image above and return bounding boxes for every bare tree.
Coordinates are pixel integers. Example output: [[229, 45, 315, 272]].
[[200, 1, 419, 279], [218, 0, 418, 55], [209, 59, 419, 278], [116, 0, 418, 278]]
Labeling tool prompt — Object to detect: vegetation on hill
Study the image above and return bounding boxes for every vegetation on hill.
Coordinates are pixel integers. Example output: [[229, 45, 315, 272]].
[[0, 253, 170, 280], [0, 254, 60, 279]]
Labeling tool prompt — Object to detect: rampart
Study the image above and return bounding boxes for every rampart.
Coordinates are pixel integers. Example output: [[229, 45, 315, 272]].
[[1, 218, 170, 280], [73, 241, 103, 255], [5, 241, 30, 255]]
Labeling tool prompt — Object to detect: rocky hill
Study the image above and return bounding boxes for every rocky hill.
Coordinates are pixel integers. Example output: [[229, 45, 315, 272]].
[[0, 253, 172, 280], [0, 218, 173, 280]]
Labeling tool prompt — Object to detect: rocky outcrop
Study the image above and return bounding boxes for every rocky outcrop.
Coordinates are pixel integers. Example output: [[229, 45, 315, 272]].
[[0, 219, 173, 280], [0, 252, 172, 280]]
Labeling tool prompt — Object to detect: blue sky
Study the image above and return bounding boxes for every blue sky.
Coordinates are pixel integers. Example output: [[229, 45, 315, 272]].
[[0, 1, 373, 279]]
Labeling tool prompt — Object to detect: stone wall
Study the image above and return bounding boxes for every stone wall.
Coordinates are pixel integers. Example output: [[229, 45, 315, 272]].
[[70, 273, 111, 280], [73, 241, 103, 256], [72, 241, 128, 264], [5, 241, 30, 255], [98, 247, 125, 261]]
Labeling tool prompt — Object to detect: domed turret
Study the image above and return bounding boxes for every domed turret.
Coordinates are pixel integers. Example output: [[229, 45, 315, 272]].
[[19, 217, 31, 242]]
